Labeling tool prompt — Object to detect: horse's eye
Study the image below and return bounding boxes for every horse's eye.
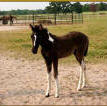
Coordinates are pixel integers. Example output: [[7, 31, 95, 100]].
[[31, 36, 33, 39]]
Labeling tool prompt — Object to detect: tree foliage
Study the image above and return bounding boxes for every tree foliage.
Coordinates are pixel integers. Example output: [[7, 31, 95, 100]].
[[82, 4, 90, 12], [73, 2, 83, 13], [99, 2, 106, 11], [45, 2, 61, 14], [90, 3, 97, 12], [0, 2, 107, 15]]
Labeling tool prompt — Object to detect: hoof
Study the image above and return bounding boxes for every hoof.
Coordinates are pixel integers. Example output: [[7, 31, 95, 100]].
[[77, 88, 81, 91], [45, 93, 50, 97], [82, 84, 87, 88], [82, 85, 86, 88], [55, 95, 59, 98]]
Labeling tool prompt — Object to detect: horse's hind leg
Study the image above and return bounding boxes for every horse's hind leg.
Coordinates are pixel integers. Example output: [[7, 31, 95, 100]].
[[81, 60, 87, 88], [74, 51, 86, 91], [76, 58, 87, 90], [77, 62, 83, 91]]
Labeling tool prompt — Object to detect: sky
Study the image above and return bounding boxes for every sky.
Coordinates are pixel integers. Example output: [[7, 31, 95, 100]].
[[0, 2, 106, 11], [0, 2, 49, 11]]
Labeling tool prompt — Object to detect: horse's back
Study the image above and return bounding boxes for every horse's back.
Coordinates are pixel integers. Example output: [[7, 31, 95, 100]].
[[64, 31, 88, 39], [55, 31, 89, 58], [69, 31, 89, 57]]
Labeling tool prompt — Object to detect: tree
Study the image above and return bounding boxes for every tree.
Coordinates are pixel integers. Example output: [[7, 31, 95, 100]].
[[45, 2, 62, 24], [99, 2, 106, 11], [82, 4, 90, 12], [45, 2, 61, 14], [73, 2, 83, 13], [60, 2, 73, 14], [90, 3, 97, 12], [45, 2, 74, 14]]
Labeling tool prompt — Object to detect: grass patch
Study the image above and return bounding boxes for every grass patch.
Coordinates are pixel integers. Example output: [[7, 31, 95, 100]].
[[21, 44, 31, 48], [9, 39, 25, 43]]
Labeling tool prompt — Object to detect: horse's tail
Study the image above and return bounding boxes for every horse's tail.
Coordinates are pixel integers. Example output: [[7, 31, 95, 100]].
[[84, 40, 89, 56], [84, 46, 88, 56]]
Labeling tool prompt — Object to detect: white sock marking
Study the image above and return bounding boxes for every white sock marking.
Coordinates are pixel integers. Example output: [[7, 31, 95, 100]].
[[77, 66, 83, 91], [82, 60, 86, 88], [55, 77, 59, 97], [82, 70, 86, 88], [46, 73, 51, 96], [77, 60, 87, 90]]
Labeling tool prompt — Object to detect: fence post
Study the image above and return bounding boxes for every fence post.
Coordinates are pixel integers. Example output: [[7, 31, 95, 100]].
[[32, 12, 35, 25], [25, 15, 26, 25], [72, 12, 73, 24], [81, 13, 83, 24], [54, 13, 56, 25]]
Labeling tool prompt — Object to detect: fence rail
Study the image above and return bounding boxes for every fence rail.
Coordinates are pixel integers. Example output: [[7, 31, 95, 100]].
[[1, 13, 107, 26]]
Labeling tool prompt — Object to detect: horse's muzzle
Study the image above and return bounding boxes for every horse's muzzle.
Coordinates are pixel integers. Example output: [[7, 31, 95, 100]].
[[32, 50, 37, 54], [32, 44, 39, 54], [32, 48, 37, 54]]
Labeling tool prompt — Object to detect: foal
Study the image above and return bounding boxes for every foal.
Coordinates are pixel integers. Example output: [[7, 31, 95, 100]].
[[30, 24, 89, 98]]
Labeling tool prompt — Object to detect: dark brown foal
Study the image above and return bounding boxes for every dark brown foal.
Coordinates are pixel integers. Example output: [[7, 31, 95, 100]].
[[30, 24, 89, 98]]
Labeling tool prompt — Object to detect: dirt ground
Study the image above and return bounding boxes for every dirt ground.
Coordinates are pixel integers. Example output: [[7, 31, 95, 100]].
[[0, 26, 107, 105], [0, 25, 29, 31], [0, 53, 107, 105]]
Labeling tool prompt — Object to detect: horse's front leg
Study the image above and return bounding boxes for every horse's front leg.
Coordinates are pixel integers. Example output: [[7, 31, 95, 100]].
[[45, 58, 52, 97], [53, 58, 59, 98]]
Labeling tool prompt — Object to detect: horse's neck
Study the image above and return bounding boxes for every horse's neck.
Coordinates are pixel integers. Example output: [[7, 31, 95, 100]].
[[41, 40, 53, 50], [40, 35, 55, 51]]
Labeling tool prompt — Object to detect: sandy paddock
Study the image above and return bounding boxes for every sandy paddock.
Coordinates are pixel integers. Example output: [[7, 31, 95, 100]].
[[0, 26, 107, 105]]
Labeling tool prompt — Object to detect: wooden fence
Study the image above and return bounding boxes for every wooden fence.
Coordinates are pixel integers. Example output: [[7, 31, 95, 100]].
[[0, 13, 83, 26]]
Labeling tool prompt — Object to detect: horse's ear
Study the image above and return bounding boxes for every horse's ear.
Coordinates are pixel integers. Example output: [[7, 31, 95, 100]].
[[39, 24, 43, 30], [29, 24, 35, 32]]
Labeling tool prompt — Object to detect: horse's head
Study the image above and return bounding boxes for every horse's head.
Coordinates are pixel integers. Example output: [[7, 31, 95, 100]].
[[30, 24, 54, 54]]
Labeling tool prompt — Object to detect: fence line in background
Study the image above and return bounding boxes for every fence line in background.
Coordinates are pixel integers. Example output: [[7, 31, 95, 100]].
[[0, 13, 107, 26]]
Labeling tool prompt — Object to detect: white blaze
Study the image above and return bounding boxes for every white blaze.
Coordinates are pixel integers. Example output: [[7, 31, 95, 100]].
[[34, 34, 37, 46]]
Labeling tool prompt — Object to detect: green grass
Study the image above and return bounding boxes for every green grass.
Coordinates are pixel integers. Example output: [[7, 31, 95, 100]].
[[0, 15, 107, 64]]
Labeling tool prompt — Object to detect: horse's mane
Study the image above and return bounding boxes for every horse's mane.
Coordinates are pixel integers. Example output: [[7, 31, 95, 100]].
[[49, 33, 59, 40]]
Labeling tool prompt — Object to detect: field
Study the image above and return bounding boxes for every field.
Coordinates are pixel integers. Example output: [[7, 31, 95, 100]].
[[0, 15, 107, 63], [0, 14, 107, 105]]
